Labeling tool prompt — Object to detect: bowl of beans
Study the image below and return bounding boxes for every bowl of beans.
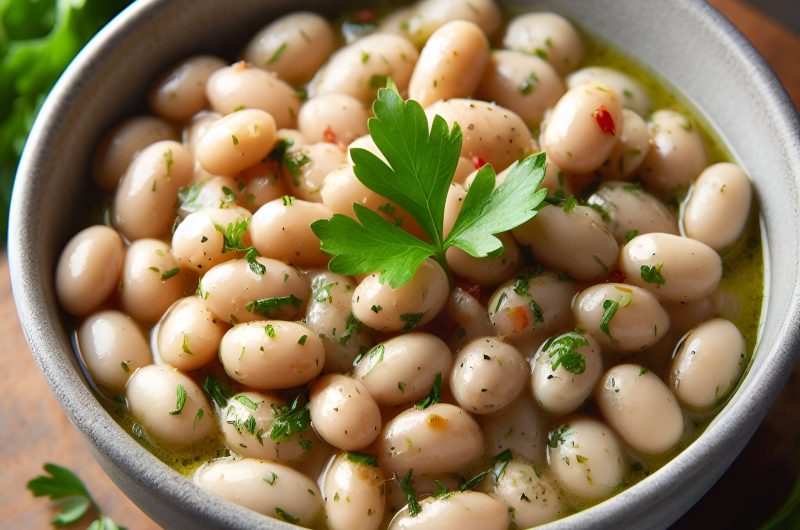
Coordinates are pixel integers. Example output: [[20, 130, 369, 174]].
[[9, 0, 800, 528]]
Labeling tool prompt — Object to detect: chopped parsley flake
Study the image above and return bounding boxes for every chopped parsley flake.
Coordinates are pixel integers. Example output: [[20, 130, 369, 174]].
[[169, 384, 187, 416], [640, 264, 666, 285]]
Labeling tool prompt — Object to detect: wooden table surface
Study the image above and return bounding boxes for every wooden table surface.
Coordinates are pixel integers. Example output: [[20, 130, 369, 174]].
[[1, 1, 798, 528]]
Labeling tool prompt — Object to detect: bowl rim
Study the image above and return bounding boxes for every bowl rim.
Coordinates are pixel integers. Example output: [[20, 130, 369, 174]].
[[8, 0, 800, 529]]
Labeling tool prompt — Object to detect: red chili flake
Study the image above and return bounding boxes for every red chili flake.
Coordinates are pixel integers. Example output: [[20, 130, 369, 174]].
[[507, 306, 530, 332], [323, 126, 337, 144], [472, 156, 487, 169], [608, 269, 626, 283], [355, 9, 374, 23], [592, 106, 616, 135]]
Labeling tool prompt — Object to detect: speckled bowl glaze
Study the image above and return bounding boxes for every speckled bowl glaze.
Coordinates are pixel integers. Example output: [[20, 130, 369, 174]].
[[8, 0, 800, 528]]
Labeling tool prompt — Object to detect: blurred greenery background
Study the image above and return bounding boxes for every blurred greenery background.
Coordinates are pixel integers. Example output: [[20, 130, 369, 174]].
[[0, 0, 131, 241]]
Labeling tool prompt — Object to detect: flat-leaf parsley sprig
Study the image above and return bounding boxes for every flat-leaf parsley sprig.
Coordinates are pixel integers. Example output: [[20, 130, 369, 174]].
[[311, 84, 548, 288]]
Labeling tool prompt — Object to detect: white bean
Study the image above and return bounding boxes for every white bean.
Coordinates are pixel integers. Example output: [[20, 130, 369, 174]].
[[490, 461, 566, 527], [597, 109, 650, 180], [478, 393, 548, 464], [388, 491, 508, 530], [196, 109, 277, 177], [171, 206, 252, 273], [503, 12, 583, 75], [641, 109, 707, 195], [587, 181, 678, 244], [249, 197, 331, 267], [309, 374, 382, 451], [298, 94, 369, 146], [149, 55, 226, 122], [324, 453, 386, 530], [566, 66, 651, 116], [156, 296, 228, 371], [120, 239, 186, 323]]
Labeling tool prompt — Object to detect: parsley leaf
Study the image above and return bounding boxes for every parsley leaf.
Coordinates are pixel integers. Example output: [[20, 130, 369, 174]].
[[416, 372, 442, 409], [640, 264, 666, 285], [268, 395, 311, 441], [345, 451, 379, 467], [543, 331, 588, 374], [394, 469, 422, 517]]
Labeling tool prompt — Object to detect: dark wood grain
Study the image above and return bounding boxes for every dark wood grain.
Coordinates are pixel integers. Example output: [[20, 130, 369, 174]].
[[0, 1, 797, 529]]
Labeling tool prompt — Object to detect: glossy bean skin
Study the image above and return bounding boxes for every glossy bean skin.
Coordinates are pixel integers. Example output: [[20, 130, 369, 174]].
[[249, 198, 331, 268], [620, 232, 722, 303], [354, 333, 452, 407], [597, 109, 650, 180], [176, 176, 238, 217], [113, 141, 193, 241], [478, 393, 548, 464], [477, 49, 565, 128], [194, 458, 322, 526], [171, 206, 252, 273], [183, 110, 222, 158], [587, 181, 678, 244], [597, 364, 684, 455], [572, 283, 670, 353], [206, 62, 300, 128], [379, 403, 484, 476], [566, 67, 651, 116], [309, 374, 381, 451], [542, 83, 623, 174], [312, 33, 419, 105], [425, 99, 533, 171], [323, 453, 386, 530], [156, 296, 228, 371], [388, 491, 508, 530], [450, 337, 528, 414], [126, 364, 215, 445], [196, 109, 277, 177], [444, 287, 494, 347], [682, 162, 752, 251], [243, 12, 336, 85], [408, 21, 489, 107], [405, 0, 502, 45], [503, 12, 583, 75], [199, 257, 308, 324], [219, 391, 313, 461], [352, 259, 449, 333], [298, 94, 368, 146], [531, 331, 603, 416], [234, 162, 287, 212], [512, 204, 619, 281], [93, 116, 177, 191], [305, 271, 374, 374], [120, 239, 186, 323], [149, 55, 226, 122], [490, 461, 566, 528], [641, 109, 707, 195], [77, 310, 152, 395], [220, 320, 323, 389], [282, 142, 347, 202], [56, 225, 124, 316], [670, 318, 746, 411], [547, 417, 626, 501]]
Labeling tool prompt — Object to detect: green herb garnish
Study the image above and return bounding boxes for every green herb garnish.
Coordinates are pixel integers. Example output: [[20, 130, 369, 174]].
[[543, 331, 588, 374], [268, 395, 311, 441], [416, 372, 442, 410], [394, 469, 422, 517], [235, 395, 259, 411], [640, 264, 666, 285], [345, 451, 379, 467], [169, 384, 186, 415], [267, 42, 287, 65], [547, 424, 575, 448], [245, 295, 302, 318], [202, 374, 231, 409]]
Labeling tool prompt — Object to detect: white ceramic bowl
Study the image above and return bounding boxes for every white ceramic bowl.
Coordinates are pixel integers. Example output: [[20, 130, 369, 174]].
[[8, 1, 800, 528]]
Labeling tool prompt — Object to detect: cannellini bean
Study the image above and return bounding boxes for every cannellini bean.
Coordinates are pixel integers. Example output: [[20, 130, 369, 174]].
[[120, 239, 186, 323], [587, 181, 678, 244], [176, 176, 238, 216], [126, 364, 214, 445], [512, 204, 619, 281], [531, 331, 603, 416], [197, 109, 277, 176], [352, 259, 449, 333], [206, 62, 300, 128], [572, 283, 670, 353], [477, 49, 565, 128], [682, 162, 752, 251], [194, 458, 322, 526], [149, 55, 226, 122], [243, 12, 336, 85], [641, 109, 707, 195], [379, 403, 484, 475], [597, 364, 684, 455], [234, 161, 287, 212], [664, 297, 716, 336], [597, 109, 650, 180], [156, 296, 228, 371], [219, 391, 314, 461], [491, 461, 566, 527], [450, 337, 528, 414], [199, 257, 307, 324], [408, 21, 489, 107], [542, 83, 623, 173], [503, 12, 583, 75], [312, 33, 419, 105], [77, 310, 152, 394], [425, 99, 533, 171], [324, 453, 386, 530], [478, 393, 548, 464], [220, 320, 323, 388], [309, 374, 381, 451], [93, 116, 177, 191], [249, 198, 331, 267], [488, 270, 577, 346], [619, 232, 722, 302], [113, 141, 193, 241], [389, 491, 508, 530], [55, 225, 124, 316], [566, 66, 651, 116], [354, 333, 452, 407], [410, 0, 502, 44], [443, 287, 494, 348], [171, 206, 252, 273], [298, 94, 369, 146], [670, 318, 746, 411], [305, 271, 374, 374], [183, 110, 222, 158], [546, 417, 626, 501], [282, 142, 347, 202]]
